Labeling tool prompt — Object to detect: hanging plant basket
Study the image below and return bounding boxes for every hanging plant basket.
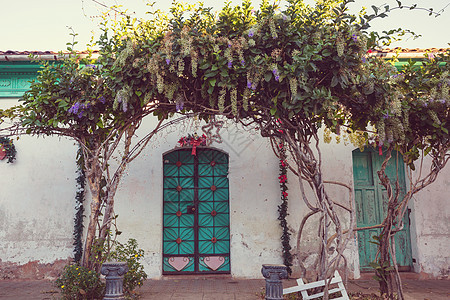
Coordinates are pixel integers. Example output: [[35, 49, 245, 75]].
[[0, 137, 16, 163]]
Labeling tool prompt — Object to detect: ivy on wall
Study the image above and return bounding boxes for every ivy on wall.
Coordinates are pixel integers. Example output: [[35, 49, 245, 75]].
[[277, 142, 293, 275], [73, 145, 86, 263], [0, 137, 17, 163]]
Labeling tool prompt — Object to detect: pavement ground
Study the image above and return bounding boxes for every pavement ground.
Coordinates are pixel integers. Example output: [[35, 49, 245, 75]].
[[0, 277, 449, 300]]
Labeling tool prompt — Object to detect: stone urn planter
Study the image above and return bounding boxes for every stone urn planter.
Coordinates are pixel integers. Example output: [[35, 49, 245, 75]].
[[101, 261, 129, 300]]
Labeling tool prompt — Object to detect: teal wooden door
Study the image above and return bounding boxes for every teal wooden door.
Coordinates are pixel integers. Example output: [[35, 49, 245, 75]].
[[352, 148, 412, 271], [162, 148, 231, 274]]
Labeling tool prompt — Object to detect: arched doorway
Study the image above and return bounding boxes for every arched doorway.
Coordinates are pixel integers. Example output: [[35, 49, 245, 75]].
[[162, 147, 231, 274]]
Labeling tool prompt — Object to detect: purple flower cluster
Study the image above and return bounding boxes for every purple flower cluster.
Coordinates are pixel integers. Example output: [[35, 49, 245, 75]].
[[176, 101, 184, 112], [273, 68, 280, 81], [227, 61, 233, 69], [68, 102, 91, 119], [166, 58, 170, 65], [68, 102, 80, 114], [247, 81, 256, 90], [98, 96, 106, 104], [352, 34, 358, 42], [248, 30, 254, 38]]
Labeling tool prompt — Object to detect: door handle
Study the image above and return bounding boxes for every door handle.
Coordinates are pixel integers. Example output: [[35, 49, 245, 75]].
[[187, 205, 196, 214]]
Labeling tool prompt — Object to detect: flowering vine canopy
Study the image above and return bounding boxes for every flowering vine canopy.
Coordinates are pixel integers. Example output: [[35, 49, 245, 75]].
[[2, 0, 448, 161], [101, 0, 416, 140]]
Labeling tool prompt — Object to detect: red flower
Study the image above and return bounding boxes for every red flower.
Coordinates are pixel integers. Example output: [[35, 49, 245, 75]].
[[282, 191, 288, 198], [278, 174, 287, 183], [281, 160, 286, 167], [367, 49, 373, 54]]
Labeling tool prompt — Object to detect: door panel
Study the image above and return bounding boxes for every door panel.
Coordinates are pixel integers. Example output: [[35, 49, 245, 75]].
[[353, 148, 412, 271], [162, 148, 230, 274]]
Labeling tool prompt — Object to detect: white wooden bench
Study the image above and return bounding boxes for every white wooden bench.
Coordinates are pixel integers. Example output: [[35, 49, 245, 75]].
[[282, 270, 349, 300]]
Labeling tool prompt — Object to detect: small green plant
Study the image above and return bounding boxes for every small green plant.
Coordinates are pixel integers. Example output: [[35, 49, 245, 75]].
[[90, 235, 147, 299], [56, 264, 104, 300], [108, 238, 148, 299]]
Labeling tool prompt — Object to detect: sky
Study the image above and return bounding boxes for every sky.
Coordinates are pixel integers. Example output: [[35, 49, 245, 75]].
[[0, 0, 449, 52]]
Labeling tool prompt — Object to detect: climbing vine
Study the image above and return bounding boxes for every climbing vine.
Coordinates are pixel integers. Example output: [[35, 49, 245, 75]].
[[73, 144, 86, 263], [277, 141, 293, 275], [0, 137, 16, 163]]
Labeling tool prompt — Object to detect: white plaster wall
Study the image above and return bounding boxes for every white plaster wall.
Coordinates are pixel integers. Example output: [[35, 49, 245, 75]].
[[0, 98, 76, 266], [112, 118, 283, 278], [409, 157, 450, 278], [284, 133, 360, 279]]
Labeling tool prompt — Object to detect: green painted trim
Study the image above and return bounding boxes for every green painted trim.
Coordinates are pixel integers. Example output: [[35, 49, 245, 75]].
[[393, 58, 447, 70], [0, 74, 37, 98], [0, 62, 42, 98], [0, 61, 43, 72]]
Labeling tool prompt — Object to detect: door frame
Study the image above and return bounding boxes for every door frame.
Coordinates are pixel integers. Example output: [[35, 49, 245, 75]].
[[161, 146, 231, 275]]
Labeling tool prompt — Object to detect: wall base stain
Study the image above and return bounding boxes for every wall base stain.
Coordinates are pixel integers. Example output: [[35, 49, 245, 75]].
[[0, 259, 71, 280]]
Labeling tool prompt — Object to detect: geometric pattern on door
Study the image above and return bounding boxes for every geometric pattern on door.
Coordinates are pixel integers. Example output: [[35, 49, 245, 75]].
[[162, 148, 230, 274], [352, 148, 413, 271]]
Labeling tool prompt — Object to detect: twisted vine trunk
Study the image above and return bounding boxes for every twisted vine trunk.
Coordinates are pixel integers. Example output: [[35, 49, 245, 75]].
[[81, 152, 103, 269], [376, 145, 449, 299], [276, 127, 353, 300], [376, 145, 407, 299]]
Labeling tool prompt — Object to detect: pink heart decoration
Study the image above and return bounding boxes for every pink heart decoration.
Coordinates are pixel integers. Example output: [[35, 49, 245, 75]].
[[203, 256, 225, 271], [168, 257, 190, 271]]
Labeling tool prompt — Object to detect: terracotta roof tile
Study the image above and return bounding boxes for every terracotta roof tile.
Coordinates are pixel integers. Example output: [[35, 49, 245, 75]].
[[0, 50, 96, 55], [1, 48, 448, 56], [373, 47, 448, 53], [0, 48, 447, 62]]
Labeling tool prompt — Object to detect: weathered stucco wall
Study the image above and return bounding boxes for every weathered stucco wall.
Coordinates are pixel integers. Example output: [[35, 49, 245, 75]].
[[112, 118, 284, 278], [0, 98, 76, 279], [284, 133, 360, 279], [409, 157, 450, 278], [1, 97, 449, 279]]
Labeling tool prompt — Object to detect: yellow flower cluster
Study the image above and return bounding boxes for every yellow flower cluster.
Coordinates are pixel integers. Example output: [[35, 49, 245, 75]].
[[230, 88, 238, 116], [289, 77, 298, 100], [269, 18, 278, 39], [218, 88, 226, 113], [336, 32, 344, 57]]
